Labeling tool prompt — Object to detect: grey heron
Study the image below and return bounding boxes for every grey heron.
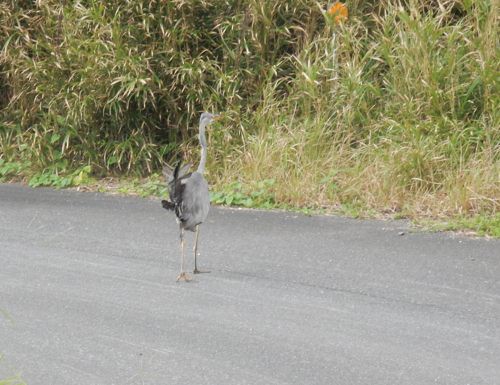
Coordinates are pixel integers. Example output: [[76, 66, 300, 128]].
[[162, 112, 220, 281]]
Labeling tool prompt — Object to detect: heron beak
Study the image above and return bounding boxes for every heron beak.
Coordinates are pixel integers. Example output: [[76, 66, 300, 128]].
[[212, 113, 222, 120]]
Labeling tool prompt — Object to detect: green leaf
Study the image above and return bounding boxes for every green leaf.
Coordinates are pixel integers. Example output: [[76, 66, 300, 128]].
[[243, 198, 253, 207], [55, 115, 66, 126], [50, 133, 61, 144], [107, 156, 118, 166]]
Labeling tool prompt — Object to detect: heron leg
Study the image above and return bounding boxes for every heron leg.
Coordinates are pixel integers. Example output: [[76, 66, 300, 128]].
[[193, 225, 210, 274], [176, 226, 191, 282]]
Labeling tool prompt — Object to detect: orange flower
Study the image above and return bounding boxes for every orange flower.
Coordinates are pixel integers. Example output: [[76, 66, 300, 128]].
[[327, 2, 348, 24]]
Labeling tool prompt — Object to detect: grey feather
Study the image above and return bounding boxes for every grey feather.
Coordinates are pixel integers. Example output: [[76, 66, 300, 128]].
[[176, 172, 210, 231], [162, 162, 192, 184]]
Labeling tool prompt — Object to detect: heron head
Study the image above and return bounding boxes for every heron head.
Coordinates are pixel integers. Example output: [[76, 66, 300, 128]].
[[199, 112, 220, 127]]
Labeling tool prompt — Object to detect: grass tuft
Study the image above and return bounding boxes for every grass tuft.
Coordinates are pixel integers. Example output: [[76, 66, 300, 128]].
[[417, 213, 500, 238]]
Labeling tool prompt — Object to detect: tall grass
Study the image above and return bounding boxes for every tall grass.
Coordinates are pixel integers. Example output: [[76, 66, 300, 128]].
[[1, 0, 498, 217]]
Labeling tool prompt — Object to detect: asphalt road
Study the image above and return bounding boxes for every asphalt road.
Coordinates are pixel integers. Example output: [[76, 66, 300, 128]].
[[0, 183, 499, 385]]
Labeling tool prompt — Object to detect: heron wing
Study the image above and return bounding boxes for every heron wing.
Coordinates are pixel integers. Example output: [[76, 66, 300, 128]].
[[177, 173, 210, 231], [162, 166, 209, 231], [162, 162, 192, 184]]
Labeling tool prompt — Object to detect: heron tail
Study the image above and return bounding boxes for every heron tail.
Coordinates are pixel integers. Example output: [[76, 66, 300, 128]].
[[161, 200, 175, 211], [173, 161, 181, 180]]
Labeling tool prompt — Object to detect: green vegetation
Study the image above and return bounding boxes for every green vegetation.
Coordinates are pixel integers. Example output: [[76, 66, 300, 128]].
[[211, 179, 277, 208], [417, 213, 500, 237], [1, 1, 498, 235], [0, 159, 91, 188], [0, 352, 25, 385], [0, 378, 25, 385]]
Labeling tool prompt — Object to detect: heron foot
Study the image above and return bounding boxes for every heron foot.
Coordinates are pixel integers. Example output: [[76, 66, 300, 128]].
[[193, 268, 210, 274], [176, 272, 192, 282]]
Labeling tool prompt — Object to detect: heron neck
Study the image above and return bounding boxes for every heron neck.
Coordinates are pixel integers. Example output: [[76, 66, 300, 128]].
[[197, 121, 208, 174]]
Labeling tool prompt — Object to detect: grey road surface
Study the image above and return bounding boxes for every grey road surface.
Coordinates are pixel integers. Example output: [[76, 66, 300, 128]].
[[1, 183, 499, 385]]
